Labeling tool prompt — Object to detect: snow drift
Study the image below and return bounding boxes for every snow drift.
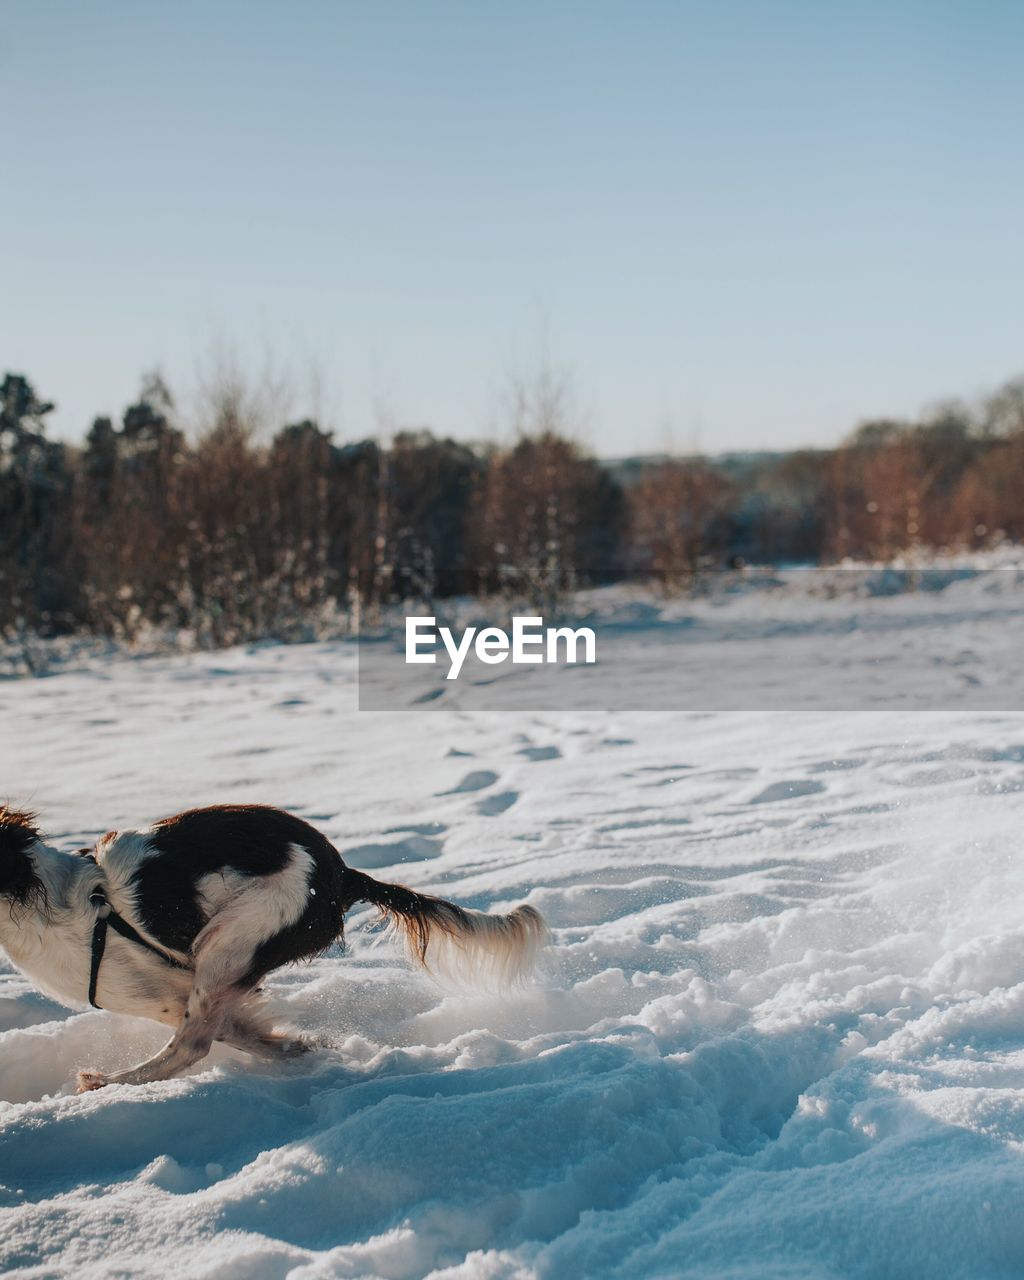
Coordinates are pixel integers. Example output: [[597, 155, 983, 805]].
[[2, 574, 1024, 1277]]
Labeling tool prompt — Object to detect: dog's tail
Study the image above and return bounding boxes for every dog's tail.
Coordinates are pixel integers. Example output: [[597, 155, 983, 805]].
[[345, 869, 548, 988]]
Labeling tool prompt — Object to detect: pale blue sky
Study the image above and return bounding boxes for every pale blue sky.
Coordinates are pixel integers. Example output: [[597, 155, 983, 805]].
[[2, 1, 1022, 454]]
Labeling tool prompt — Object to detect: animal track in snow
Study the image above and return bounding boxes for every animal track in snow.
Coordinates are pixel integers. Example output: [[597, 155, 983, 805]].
[[475, 791, 519, 817], [749, 779, 826, 805], [439, 770, 498, 795], [343, 834, 445, 869]]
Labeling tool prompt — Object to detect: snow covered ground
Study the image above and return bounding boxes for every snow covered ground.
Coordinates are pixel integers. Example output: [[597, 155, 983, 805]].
[[3, 574, 1024, 1277]]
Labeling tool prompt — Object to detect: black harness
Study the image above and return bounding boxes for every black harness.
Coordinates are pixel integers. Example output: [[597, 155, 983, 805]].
[[83, 857, 190, 1009]]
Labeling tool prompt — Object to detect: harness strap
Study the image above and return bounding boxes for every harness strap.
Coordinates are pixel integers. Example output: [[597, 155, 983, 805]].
[[88, 904, 108, 1009], [87, 884, 190, 1010]]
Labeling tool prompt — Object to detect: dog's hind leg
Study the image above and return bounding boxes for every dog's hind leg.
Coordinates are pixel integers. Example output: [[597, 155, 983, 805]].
[[219, 1015, 314, 1060], [217, 997, 315, 1060]]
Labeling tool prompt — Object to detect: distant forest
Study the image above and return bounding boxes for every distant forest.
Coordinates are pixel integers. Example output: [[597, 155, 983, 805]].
[[3, 368, 1024, 648]]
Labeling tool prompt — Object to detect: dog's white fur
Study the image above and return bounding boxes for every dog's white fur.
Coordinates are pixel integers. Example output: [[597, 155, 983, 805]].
[[0, 807, 548, 1093]]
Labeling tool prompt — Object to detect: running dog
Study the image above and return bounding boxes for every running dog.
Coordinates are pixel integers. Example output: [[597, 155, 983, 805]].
[[0, 805, 547, 1092]]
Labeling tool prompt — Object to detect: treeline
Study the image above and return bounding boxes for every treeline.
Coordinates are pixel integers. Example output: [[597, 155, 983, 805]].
[[0, 371, 622, 645], [623, 377, 1024, 570], [3, 370, 1024, 646]]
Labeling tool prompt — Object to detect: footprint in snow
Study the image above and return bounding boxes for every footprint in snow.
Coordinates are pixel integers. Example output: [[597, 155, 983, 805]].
[[438, 770, 498, 796], [749, 780, 826, 805], [517, 746, 562, 762], [476, 791, 519, 816], [343, 834, 445, 869]]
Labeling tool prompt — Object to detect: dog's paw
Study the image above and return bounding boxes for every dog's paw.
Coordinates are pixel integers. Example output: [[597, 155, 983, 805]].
[[281, 1033, 317, 1057], [76, 1069, 109, 1093]]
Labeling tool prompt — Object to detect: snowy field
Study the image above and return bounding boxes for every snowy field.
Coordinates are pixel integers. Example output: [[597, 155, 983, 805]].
[[3, 574, 1024, 1278]]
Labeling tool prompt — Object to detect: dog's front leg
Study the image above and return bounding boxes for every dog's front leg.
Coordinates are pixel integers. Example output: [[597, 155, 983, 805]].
[[76, 900, 295, 1091], [77, 975, 242, 1091]]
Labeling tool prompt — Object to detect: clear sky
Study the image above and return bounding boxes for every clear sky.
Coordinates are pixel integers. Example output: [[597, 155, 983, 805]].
[[2, 1, 1022, 455]]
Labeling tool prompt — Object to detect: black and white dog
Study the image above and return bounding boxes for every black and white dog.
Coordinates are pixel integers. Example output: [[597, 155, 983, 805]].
[[0, 805, 547, 1093]]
